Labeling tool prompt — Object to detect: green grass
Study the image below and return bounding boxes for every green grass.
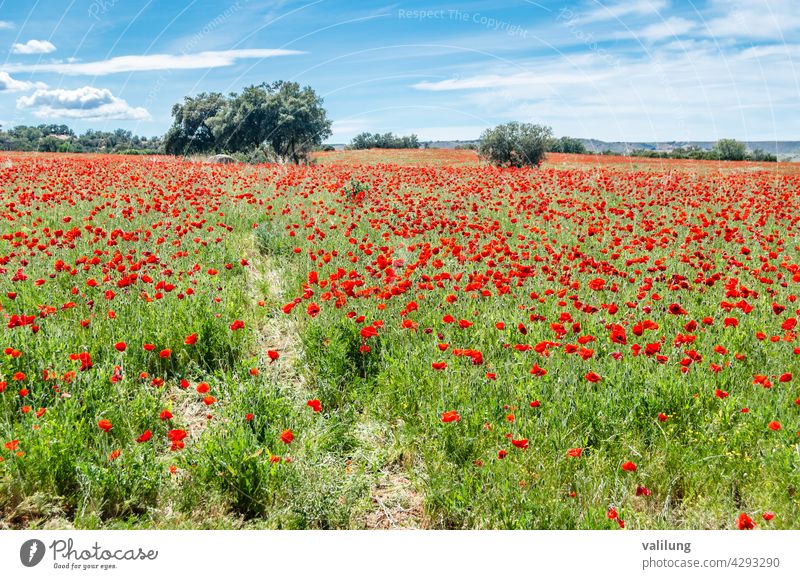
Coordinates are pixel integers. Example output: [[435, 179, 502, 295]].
[[1, 154, 798, 530]]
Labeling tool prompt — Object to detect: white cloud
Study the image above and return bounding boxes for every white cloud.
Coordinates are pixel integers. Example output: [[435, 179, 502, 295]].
[[703, 0, 800, 39], [7, 48, 303, 76], [413, 67, 617, 92], [0, 71, 45, 92], [634, 16, 696, 41], [411, 44, 799, 141], [12, 39, 56, 55], [0, 21, 13, 30], [571, 0, 668, 25], [16, 86, 150, 120]]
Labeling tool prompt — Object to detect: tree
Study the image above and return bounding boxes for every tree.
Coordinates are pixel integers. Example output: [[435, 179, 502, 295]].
[[478, 122, 553, 167], [163, 92, 227, 155], [347, 132, 420, 149], [208, 81, 332, 164], [549, 136, 587, 154], [750, 148, 777, 162], [261, 81, 332, 163], [712, 138, 747, 161]]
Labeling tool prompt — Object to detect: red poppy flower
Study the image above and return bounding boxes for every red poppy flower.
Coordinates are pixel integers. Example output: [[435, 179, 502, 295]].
[[268, 350, 280, 362], [530, 364, 547, 377], [737, 513, 756, 530], [168, 429, 188, 450], [441, 410, 460, 423], [230, 319, 245, 331], [159, 349, 171, 359], [98, 419, 113, 433], [160, 410, 173, 420], [307, 399, 322, 412], [567, 447, 583, 458], [280, 429, 294, 444], [621, 461, 637, 472], [511, 438, 529, 449], [114, 341, 127, 352], [184, 333, 198, 345], [360, 326, 378, 338], [767, 421, 781, 431], [668, 303, 687, 315], [136, 430, 152, 443], [584, 371, 601, 383], [432, 362, 447, 370]]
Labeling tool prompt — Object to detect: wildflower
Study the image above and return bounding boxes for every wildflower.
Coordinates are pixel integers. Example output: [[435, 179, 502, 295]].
[[441, 410, 460, 423], [737, 513, 756, 530], [584, 371, 601, 383]]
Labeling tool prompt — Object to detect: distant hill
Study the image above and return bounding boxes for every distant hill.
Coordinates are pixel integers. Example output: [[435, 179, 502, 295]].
[[580, 139, 800, 160], [330, 139, 800, 160]]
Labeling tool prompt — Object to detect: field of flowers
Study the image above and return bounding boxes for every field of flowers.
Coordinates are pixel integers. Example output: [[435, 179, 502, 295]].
[[1, 151, 799, 530]]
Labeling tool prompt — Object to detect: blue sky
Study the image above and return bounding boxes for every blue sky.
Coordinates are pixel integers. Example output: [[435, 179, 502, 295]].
[[0, 0, 798, 142]]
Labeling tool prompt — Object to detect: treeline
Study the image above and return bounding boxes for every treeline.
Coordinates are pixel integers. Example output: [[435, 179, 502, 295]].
[[0, 124, 162, 154], [347, 132, 420, 149], [628, 140, 777, 162]]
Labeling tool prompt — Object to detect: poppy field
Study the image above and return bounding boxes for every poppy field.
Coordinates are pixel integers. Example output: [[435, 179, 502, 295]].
[[1, 151, 799, 530]]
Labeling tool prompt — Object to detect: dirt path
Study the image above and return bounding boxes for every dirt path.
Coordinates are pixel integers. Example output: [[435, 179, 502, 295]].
[[246, 240, 425, 529]]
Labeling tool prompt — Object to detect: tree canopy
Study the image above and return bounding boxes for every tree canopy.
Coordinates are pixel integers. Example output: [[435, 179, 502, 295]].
[[478, 122, 553, 168], [164, 81, 332, 163], [347, 132, 420, 149], [0, 124, 161, 153]]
